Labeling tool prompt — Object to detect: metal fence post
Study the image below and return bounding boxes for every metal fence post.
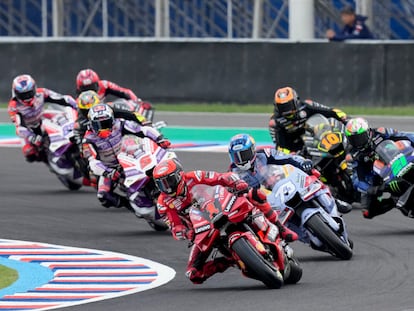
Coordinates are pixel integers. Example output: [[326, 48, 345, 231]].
[[52, 0, 64, 37], [227, 0, 233, 38], [155, 0, 162, 37], [102, 0, 108, 37], [164, 0, 170, 37], [289, 0, 314, 40], [156, 0, 170, 37], [42, 0, 47, 36], [252, 0, 263, 38], [356, 0, 373, 30]]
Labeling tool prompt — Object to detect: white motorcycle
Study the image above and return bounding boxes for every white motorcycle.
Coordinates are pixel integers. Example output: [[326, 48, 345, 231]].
[[116, 135, 177, 231], [259, 164, 353, 260], [41, 104, 83, 190]]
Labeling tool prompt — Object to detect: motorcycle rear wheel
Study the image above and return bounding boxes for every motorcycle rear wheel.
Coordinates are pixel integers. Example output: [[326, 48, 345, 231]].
[[232, 238, 284, 289], [146, 219, 169, 232], [284, 257, 303, 284], [306, 213, 353, 260]]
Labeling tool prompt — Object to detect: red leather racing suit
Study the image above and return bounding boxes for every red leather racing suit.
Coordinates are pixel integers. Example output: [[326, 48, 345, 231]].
[[157, 171, 278, 284]]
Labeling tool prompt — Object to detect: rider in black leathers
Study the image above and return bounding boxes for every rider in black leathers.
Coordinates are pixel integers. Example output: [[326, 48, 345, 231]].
[[345, 118, 414, 219], [269, 87, 348, 154]]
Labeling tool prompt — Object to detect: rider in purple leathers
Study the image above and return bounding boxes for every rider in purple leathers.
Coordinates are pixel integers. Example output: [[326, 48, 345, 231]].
[[82, 103, 171, 209], [8, 74, 76, 162]]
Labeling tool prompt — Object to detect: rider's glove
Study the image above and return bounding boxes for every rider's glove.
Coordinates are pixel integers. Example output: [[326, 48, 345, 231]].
[[341, 116, 349, 125], [300, 160, 313, 173], [157, 138, 171, 149], [140, 101, 153, 110], [64, 95, 77, 109], [234, 180, 249, 193], [172, 224, 194, 241], [104, 169, 121, 182], [29, 135, 43, 147], [311, 168, 321, 178], [70, 134, 82, 146]]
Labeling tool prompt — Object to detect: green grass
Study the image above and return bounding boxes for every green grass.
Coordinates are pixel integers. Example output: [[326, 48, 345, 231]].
[[0, 265, 18, 289], [2, 102, 414, 116]]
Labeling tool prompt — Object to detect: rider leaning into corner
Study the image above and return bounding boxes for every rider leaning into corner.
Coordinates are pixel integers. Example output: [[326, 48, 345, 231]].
[[269, 86, 349, 154], [8, 74, 76, 163], [228, 133, 352, 214], [73, 90, 150, 145], [72, 90, 151, 186], [152, 158, 299, 285], [82, 103, 170, 209], [75, 68, 153, 119], [345, 117, 414, 219]]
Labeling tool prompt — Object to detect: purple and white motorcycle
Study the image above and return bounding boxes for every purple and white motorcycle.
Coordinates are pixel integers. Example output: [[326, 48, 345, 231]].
[[116, 135, 176, 231], [41, 104, 84, 190]]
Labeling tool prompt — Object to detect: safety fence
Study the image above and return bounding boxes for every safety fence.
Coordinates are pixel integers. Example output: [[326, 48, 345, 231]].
[[1, 0, 414, 39]]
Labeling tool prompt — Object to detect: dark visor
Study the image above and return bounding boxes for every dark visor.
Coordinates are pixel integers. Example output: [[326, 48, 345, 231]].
[[277, 99, 296, 116], [16, 89, 35, 101], [79, 82, 99, 93], [234, 147, 254, 165], [91, 118, 113, 132], [349, 132, 369, 149], [155, 173, 181, 194]]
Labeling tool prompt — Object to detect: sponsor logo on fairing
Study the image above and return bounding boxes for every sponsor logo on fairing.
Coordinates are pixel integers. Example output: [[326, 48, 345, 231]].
[[224, 195, 237, 212], [195, 224, 211, 234]]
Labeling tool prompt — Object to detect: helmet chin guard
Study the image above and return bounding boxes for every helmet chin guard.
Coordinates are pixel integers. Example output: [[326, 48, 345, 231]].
[[235, 161, 253, 171]]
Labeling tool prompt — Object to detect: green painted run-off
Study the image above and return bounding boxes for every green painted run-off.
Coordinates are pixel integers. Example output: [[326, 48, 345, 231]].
[[0, 124, 17, 137], [0, 124, 272, 143]]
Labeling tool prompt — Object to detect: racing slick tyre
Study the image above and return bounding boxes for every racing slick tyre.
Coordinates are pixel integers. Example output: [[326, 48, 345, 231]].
[[306, 213, 353, 260], [57, 175, 82, 191], [232, 238, 284, 289], [284, 257, 303, 284]]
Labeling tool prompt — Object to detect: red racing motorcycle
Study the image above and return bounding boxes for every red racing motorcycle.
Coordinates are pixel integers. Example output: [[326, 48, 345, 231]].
[[189, 184, 302, 289]]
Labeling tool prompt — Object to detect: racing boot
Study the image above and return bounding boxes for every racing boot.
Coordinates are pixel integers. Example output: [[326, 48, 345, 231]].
[[275, 220, 299, 243], [97, 192, 128, 209], [248, 188, 299, 242], [335, 199, 352, 214], [362, 199, 394, 219], [186, 257, 234, 284], [257, 203, 298, 242], [23, 143, 39, 162], [82, 177, 92, 186]]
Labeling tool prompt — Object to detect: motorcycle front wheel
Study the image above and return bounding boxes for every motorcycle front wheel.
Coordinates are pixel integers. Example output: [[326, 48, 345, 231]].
[[306, 213, 353, 260], [232, 238, 284, 289], [57, 175, 82, 191]]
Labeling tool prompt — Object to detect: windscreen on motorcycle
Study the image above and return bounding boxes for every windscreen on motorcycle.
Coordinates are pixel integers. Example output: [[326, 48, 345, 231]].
[[190, 185, 229, 222], [190, 185, 219, 206], [109, 99, 139, 112], [306, 114, 330, 132], [257, 165, 288, 190], [375, 140, 403, 164], [306, 114, 345, 155], [120, 135, 143, 156]]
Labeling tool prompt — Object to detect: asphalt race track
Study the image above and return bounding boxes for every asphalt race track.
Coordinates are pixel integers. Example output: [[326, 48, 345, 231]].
[[2, 112, 414, 311]]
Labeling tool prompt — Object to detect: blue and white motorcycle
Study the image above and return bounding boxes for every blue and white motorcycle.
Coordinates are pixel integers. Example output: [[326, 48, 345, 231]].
[[259, 164, 353, 260]]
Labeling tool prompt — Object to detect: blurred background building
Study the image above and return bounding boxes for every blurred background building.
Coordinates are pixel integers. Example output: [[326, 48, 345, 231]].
[[1, 0, 414, 39]]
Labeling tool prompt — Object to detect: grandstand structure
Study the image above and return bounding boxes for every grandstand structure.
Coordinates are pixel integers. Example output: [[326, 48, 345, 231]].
[[0, 0, 414, 39]]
